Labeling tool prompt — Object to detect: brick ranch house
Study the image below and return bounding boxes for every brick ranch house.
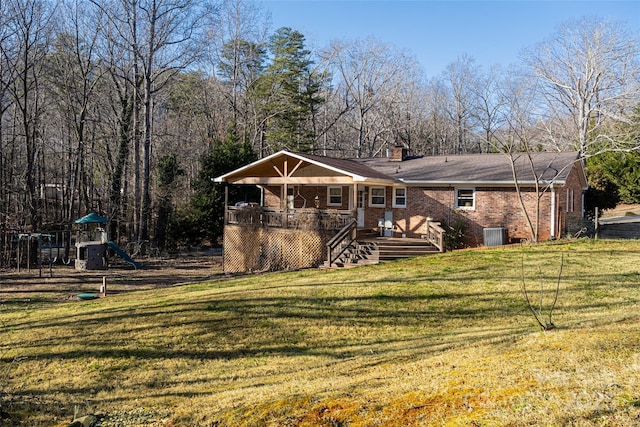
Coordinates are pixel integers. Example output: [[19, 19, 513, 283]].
[[215, 148, 587, 273]]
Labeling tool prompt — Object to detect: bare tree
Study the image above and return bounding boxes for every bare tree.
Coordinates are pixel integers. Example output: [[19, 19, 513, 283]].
[[4, 0, 55, 230], [93, 0, 208, 243], [206, 0, 270, 140], [320, 37, 423, 158], [521, 250, 563, 331], [472, 64, 506, 153], [493, 71, 548, 242], [46, 0, 107, 226], [420, 77, 453, 156], [442, 54, 480, 154], [137, 0, 208, 242], [524, 17, 640, 157], [0, 1, 18, 232]]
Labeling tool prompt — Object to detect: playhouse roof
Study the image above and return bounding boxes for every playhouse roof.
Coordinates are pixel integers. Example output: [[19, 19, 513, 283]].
[[75, 213, 110, 224]]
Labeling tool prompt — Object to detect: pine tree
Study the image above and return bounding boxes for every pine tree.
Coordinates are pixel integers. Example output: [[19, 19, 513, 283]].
[[186, 127, 258, 246], [256, 27, 324, 154]]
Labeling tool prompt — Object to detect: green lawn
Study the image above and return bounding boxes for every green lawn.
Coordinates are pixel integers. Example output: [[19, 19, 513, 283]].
[[1, 239, 639, 426]]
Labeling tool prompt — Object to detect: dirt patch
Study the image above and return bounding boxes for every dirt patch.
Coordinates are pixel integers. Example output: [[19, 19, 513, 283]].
[[0, 255, 223, 304]]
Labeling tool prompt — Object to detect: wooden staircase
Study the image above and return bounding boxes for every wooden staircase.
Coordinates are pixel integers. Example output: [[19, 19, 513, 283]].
[[323, 237, 439, 268], [326, 240, 379, 268], [323, 222, 445, 269], [370, 238, 441, 261]]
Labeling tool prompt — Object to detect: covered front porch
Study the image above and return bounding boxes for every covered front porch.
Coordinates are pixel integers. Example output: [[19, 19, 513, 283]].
[[215, 151, 443, 273]]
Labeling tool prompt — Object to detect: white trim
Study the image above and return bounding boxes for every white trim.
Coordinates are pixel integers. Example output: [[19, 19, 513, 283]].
[[327, 186, 342, 206], [454, 187, 475, 210], [392, 187, 407, 208], [570, 189, 574, 212], [400, 179, 565, 186], [215, 150, 394, 184], [550, 186, 556, 239], [369, 186, 386, 207]]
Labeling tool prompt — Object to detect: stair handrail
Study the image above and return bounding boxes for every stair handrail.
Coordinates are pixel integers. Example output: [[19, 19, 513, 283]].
[[326, 219, 357, 265], [427, 221, 446, 252]]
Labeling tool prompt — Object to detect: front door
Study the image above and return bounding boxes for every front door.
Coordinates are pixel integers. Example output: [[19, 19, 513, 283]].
[[357, 189, 365, 227], [384, 210, 394, 237]]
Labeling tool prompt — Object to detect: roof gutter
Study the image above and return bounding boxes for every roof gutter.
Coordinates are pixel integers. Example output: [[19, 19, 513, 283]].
[[399, 179, 566, 186]]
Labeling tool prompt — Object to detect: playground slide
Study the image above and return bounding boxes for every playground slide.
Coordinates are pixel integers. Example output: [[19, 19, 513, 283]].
[[107, 241, 141, 269]]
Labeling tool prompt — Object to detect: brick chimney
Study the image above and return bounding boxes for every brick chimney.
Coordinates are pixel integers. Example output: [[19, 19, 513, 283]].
[[388, 145, 408, 161]]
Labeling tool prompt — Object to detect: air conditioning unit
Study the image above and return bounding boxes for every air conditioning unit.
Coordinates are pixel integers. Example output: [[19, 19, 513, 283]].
[[483, 227, 507, 246]]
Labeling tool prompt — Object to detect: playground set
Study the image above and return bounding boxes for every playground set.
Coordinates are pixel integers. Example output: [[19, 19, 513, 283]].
[[7, 213, 140, 275], [74, 213, 140, 270]]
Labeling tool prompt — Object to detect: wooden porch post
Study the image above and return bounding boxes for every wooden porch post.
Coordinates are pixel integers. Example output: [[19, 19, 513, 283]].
[[352, 182, 358, 240], [352, 182, 358, 221], [224, 185, 229, 226], [283, 159, 288, 228]]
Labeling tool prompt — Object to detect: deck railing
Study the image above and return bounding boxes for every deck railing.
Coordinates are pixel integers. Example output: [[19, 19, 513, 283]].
[[226, 206, 353, 231]]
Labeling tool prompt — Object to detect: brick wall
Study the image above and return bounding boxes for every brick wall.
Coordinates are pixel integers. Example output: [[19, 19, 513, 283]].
[[256, 161, 585, 247], [263, 185, 351, 210], [390, 186, 546, 245], [263, 186, 280, 208], [556, 164, 586, 237], [360, 168, 584, 246]]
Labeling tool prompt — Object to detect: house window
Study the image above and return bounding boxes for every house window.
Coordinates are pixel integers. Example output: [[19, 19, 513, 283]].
[[566, 189, 574, 212], [370, 187, 386, 207], [393, 187, 407, 208], [327, 186, 342, 206], [455, 188, 475, 209]]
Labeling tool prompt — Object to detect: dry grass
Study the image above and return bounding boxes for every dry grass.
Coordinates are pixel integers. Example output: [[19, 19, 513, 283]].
[[1, 239, 639, 426]]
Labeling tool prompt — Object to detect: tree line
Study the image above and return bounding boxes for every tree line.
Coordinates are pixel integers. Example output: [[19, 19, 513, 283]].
[[0, 0, 639, 256]]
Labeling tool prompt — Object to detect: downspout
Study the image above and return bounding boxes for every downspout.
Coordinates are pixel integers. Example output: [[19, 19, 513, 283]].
[[550, 185, 556, 240]]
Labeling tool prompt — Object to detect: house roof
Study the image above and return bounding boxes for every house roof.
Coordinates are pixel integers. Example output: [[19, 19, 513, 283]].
[[294, 152, 395, 182], [355, 151, 583, 186], [215, 150, 584, 188], [214, 150, 396, 185]]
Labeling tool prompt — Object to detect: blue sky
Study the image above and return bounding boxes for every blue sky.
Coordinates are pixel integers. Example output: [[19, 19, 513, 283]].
[[261, 1, 640, 78]]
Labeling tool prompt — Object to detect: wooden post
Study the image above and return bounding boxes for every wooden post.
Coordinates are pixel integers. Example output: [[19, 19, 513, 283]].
[[352, 183, 358, 226], [100, 276, 107, 297], [283, 159, 289, 228], [224, 185, 229, 226], [27, 235, 31, 273], [38, 236, 43, 278]]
